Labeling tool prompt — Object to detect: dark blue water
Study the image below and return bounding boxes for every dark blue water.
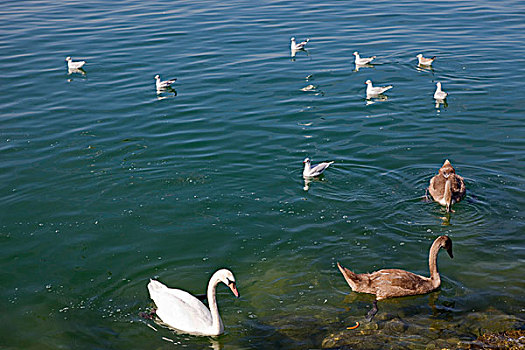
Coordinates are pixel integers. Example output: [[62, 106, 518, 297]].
[[1, 0, 524, 348]]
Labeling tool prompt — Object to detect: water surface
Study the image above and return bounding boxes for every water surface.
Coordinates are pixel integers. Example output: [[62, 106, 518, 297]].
[[1, 0, 524, 348]]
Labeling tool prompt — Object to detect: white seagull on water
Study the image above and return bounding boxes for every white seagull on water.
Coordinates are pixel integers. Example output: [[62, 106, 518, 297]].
[[434, 82, 448, 100], [65, 56, 85, 70], [365, 79, 393, 98], [416, 54, 436, 66], [353, 51, 376, 65], [303, 158, 334, 178], [291, 37, 310, 51], [155, 74, 177, 91]]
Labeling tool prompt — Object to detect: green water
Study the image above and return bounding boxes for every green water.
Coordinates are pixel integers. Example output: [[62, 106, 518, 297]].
[[1, 0, 524, 348]]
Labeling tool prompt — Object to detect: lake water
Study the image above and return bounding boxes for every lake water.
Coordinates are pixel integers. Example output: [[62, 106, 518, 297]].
[[1, 0, 524, 348]]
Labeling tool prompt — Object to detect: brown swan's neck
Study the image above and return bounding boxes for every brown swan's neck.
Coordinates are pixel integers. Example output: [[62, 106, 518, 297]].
[[428, 239, 442, 288], [444, 177, 452, 211]]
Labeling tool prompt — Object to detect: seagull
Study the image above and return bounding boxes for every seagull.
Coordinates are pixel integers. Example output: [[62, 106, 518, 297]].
[[303, 158, 334, 178], [416, 54, 436, 66], [434, 82, 448, 100], [300, 84, 316, 91], [65, 56, 85, 70], [291, 37, 310, 51], [365, 79, 393, 98], [155, 74, 177, 91], [353, 51, 376, 65]]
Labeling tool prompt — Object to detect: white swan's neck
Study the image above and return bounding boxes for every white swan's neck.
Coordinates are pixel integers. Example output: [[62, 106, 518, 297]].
[[428, 239, 441, 288], [207, 275, 224, 335]]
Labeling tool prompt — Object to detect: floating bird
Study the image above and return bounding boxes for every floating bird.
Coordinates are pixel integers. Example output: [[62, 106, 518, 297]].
[[365, 79, 393, 98], [427, 160, 466, 212], [300, 84, 316, 92], [337, 235, 454, 321], [65, 56, 85, 70], [155, 74, 177, 91], [147, 269, 239, 336], [353, 51, 376, 65], [303, 158, 334, 178], [433, 82, 448, 100], [291, 37, 310, 51], [416, 54, 436, 66]]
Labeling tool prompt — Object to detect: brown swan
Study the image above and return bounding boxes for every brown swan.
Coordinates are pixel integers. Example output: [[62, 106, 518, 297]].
[[337, 235, 453, 321], [427, 160, 466, 212]]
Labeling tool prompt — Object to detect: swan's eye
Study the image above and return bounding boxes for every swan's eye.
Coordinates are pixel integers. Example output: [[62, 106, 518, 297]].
[[226, 278, 234, 285]]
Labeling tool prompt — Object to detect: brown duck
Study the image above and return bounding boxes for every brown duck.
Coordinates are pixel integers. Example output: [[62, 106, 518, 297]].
[[337, 235, 453, 321], [427, 159, 466, 212]]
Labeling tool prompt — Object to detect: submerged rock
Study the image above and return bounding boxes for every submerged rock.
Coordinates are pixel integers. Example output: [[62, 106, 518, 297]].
[[383, 317, 408, 334], [467, 329, 525, 349]]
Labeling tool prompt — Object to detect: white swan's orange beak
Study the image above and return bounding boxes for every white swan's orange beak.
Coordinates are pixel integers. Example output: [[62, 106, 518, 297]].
[[228, 282, 239, 298]]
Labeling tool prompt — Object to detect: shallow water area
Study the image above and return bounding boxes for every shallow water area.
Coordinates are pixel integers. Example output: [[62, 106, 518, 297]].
[[1, 0, 524, 349]]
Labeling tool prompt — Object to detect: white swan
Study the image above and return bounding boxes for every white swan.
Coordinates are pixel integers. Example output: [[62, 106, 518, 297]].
[[147, 269, 239, 336]]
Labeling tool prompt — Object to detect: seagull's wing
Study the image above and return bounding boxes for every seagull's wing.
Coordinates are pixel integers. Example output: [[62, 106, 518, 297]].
[[379, 85, 393, 94], [158, 79, 176, 88], [72, 61, 86, 68], [310, 161, 334, 176], [296, 39, 309, 49]]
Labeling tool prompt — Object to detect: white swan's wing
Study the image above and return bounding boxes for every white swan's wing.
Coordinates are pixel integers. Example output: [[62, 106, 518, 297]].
[[148, 280, 214, 334]]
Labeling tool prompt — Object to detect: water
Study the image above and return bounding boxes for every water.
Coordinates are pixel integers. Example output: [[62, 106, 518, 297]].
[[1, 0, 524, 348]]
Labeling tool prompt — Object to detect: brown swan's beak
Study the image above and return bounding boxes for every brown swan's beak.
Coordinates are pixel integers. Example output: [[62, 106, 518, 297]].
[[228, 282, 240, 298], [447, 247, 454, 259]]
